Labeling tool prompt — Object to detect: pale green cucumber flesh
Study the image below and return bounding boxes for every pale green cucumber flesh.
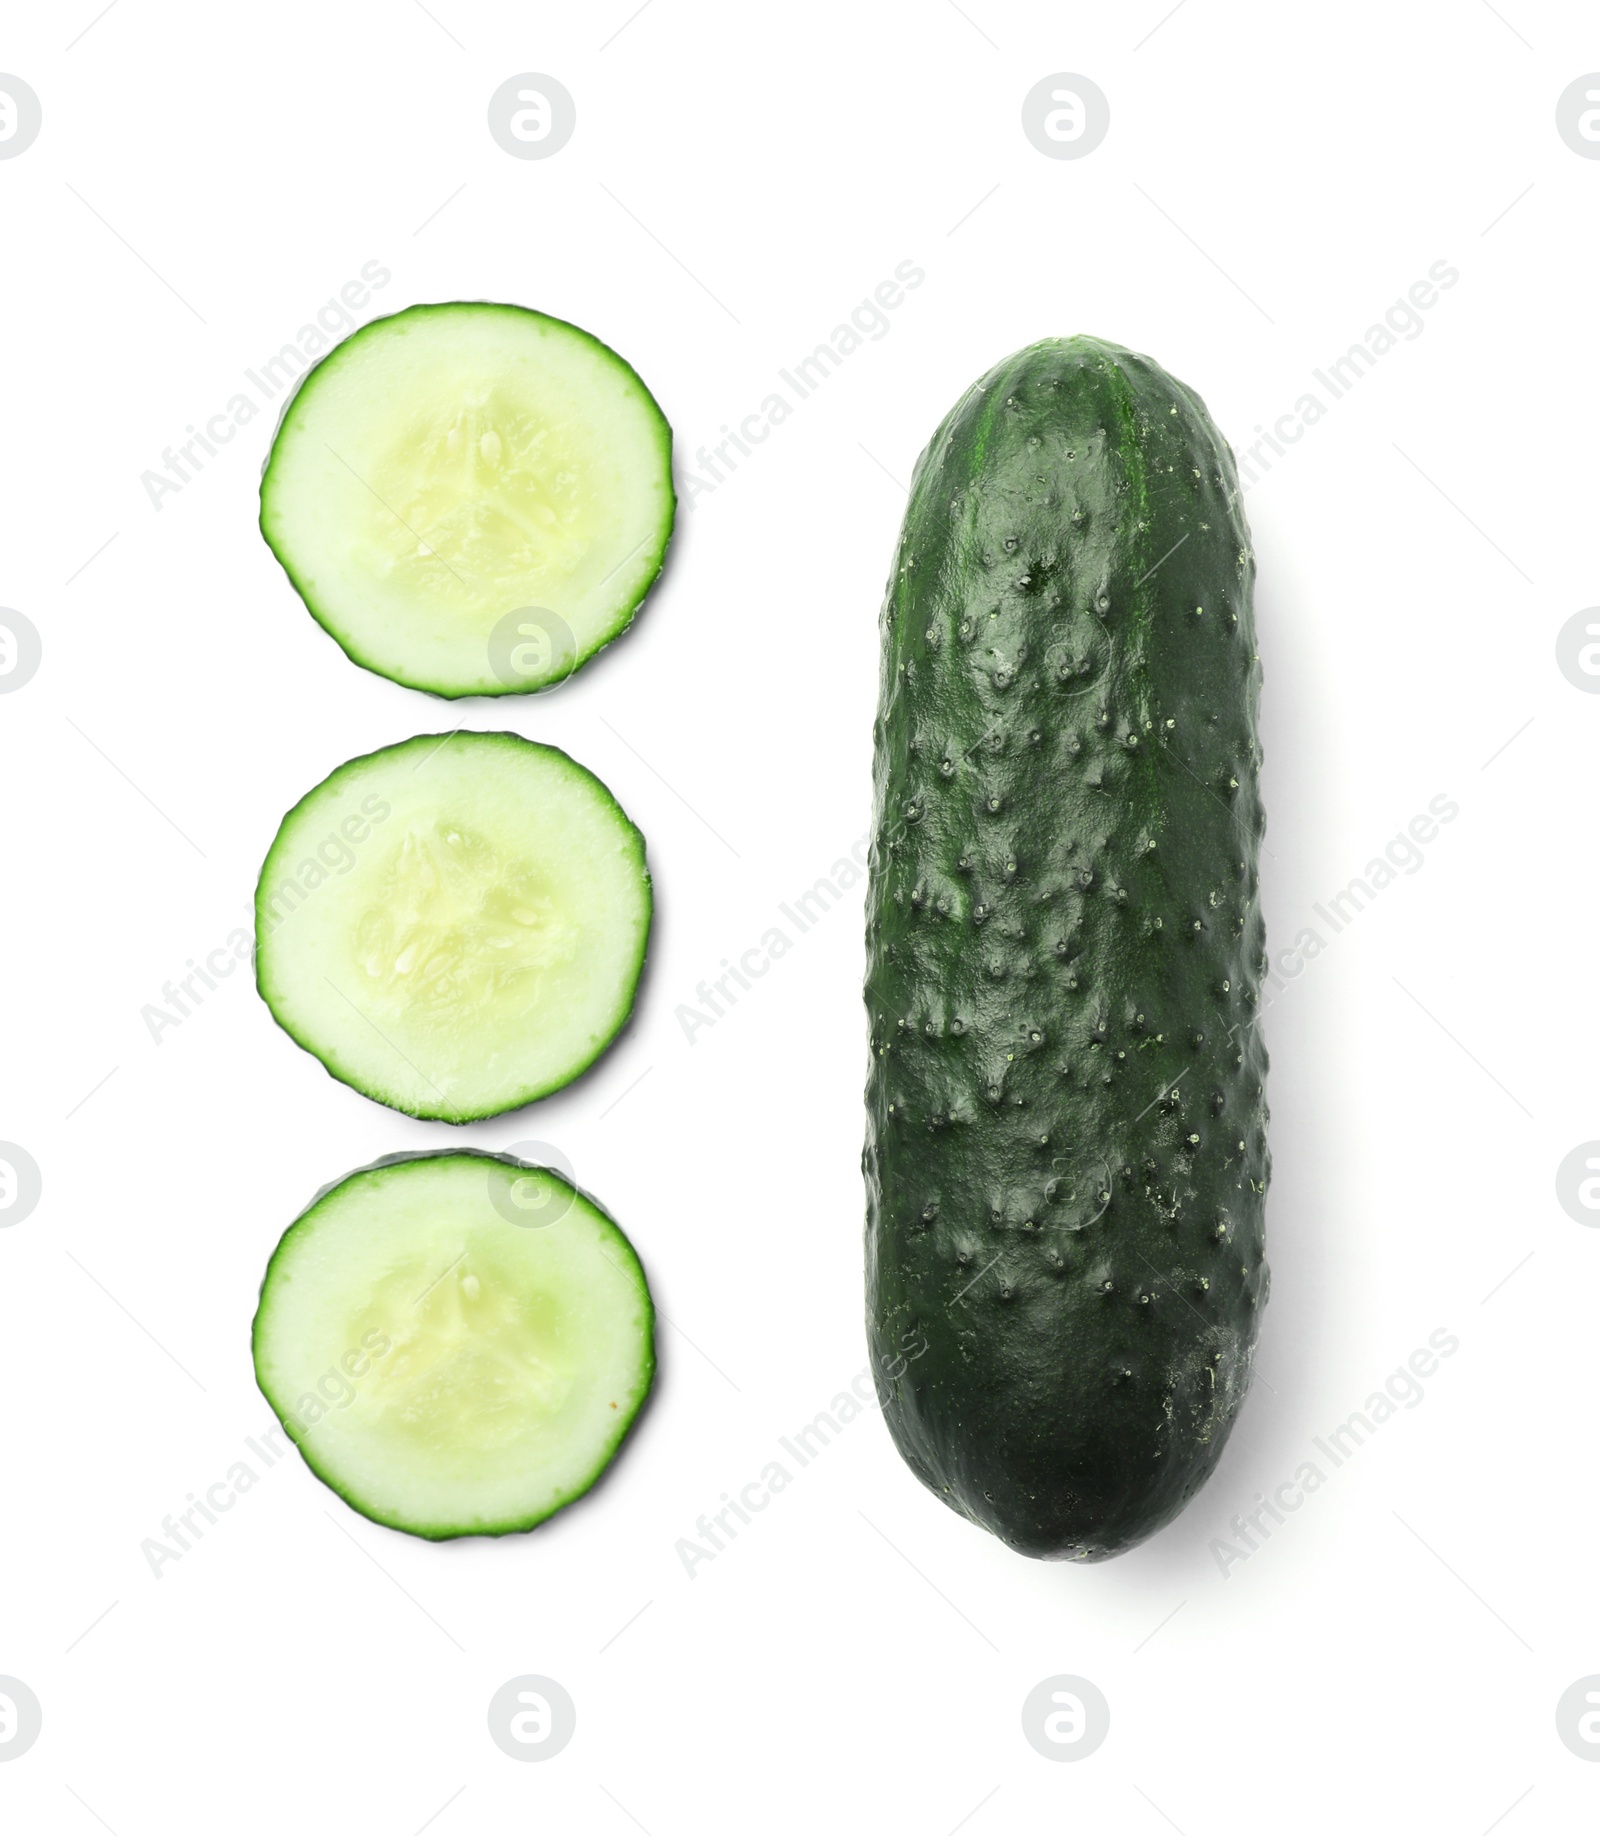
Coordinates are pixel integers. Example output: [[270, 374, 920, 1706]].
[[254, 731, 651, 1121], [252, 1151, 655, 1540], [259, 301, 675, 698]]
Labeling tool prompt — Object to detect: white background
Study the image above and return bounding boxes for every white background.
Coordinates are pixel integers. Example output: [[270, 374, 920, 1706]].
[[0, 1, 1594, 1828]]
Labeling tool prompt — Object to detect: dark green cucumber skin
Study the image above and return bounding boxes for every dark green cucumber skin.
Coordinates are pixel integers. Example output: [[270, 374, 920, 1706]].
[[864, 337, 1268, 1562]]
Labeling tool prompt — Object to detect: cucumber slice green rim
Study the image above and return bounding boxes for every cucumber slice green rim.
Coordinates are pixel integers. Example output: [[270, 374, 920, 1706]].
[[259, 301, 676, 699], [254, 730, 651, 1122], [252, 1150, 656, 1541]]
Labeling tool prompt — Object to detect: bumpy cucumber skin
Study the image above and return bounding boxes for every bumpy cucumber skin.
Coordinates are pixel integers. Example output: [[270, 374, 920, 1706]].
[[864, 337, 1268, 1562], [252, 1150, 656, 1542], [253, 731, 652, 1123], [258, 300, 676, 699]]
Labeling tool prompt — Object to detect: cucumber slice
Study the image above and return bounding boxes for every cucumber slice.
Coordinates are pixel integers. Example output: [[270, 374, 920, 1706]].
[[254, 731, 650, 1121], [259, 302, 675, 698], [252, 1152, 655, 1540]]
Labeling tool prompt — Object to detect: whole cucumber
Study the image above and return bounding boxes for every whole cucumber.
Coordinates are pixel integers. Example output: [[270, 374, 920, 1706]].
[[864, 337, 1269, 1561]]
